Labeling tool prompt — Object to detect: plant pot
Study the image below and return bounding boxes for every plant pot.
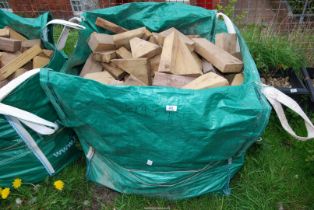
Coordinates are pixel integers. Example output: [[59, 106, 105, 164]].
[[302, 67, 314, 102]]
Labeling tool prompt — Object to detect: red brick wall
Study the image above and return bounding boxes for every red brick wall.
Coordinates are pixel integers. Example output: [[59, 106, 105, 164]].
[[9, 0, 73, 18]]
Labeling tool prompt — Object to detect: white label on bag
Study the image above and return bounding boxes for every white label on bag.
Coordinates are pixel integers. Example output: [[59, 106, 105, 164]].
[[166, 105, 177, 112], [290, 88, 297, 93], [146, 160, 153, 166]]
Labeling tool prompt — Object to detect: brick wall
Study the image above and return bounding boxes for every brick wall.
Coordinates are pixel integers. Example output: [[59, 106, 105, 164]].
[[7, 0, 220, 18], [9, 0, 73, 18]]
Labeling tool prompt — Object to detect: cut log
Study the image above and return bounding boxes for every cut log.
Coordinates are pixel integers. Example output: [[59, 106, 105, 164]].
[[84, 71, 124, 86], [191, 52, 202, 71], [225, 73, 244, 86], [6, 27, 27, 41], [111, 58, 150, 85], [232, 52, 242, 61], [9, 68, 28, 79], [215, 33, 237, 54], [21, 39, 41, 51], [158, 31, 202, 76], [93, 50, 116, 63], [102, 62, 126, 80], [88, 32, 115, 52], [143, 28, 152, 40], [130, 37, 161, 58], [95, 17, 128, 34], [0, 52, 21, 67], [148, 33, 159, 44], [113, 27, 146, 49], [183, 72, 229, 90], [0, 79, 8, 88], [149, 54, 161, 75], [0, 37, 21, 52], [202, 59, 215, 73], [0, 45, 42, 80], [187, 35, 200, 38], [0, 28, 10, 37], [80, 54, 103, 77], [124, 75, 146, 86], [192, 38, 243, 73], [33, 55, 50, 68], [158, 28, 194, 51], [116, 47, 132, 59], [153, 72, 195, 88]]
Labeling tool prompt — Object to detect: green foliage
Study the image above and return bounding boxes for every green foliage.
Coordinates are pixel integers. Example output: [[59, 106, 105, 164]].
[[287, 0, 314, 14], [53, 25, 79, 56], [242, 26, 306, 76], [216, 0, 247, 23]]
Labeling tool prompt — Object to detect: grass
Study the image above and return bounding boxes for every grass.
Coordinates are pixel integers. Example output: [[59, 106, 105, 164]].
[[1, 114, 314, 209], [1, 26, 314, 210], [241, 25, 308, 77]]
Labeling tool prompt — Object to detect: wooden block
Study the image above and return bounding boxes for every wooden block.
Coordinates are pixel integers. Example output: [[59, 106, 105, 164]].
[[215, 33, 237, 54], [93, 50, 116, 63], [0, 37, 21, 52], [0, 28, 10, 37], [84, 71, 123, 86], [6, 27, 27, 41], [153, 72, 195, 88], [21, 39, 41, 50], [0, 79, 8, 88], [183, 72, 229, 90], [95, 17, 128, 34], [143, 28, 152, 40], [124, 75, 146, 86], [130, 37, 161, 59], [191, 52, 202, 71], [192, 38, 243, 73], [40, 49, 54, 58], [80, 54, 103, 77], [113, 27, 146, 49], [148, 33, 159, 44], [187, 35, 200, 38], [9, 68, 28, 79], [23, 61, 33, 70], [0, 45, 41, 80], [111, 58, 150, 85], [202, 59, 215, 73], [88, 32, 115, 52], [33, 56, 50, 68], [158, 28, 194, 51], [232, 52, 242, 61], [0, 52, 20, 67], [116, 47, 132, 59], [225, 73, 244, 86], [158, 31, 202, 76], [149, 54, 161, 74], [102, 62, 126, 80]]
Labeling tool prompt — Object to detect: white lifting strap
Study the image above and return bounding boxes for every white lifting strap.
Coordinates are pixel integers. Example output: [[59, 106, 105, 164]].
[[262, 85, 314, 141], [217, 13, 313, 141], [42, 19, 85, 50], [0, 69, 58, 135]]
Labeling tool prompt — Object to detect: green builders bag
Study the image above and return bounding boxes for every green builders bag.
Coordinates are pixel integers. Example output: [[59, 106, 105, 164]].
[[40, 3, 314, 199], [0, 12, 81, 186]]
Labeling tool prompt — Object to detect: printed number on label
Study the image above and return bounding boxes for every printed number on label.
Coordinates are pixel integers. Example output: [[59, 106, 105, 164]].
[[166, 105, 177, 112]]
